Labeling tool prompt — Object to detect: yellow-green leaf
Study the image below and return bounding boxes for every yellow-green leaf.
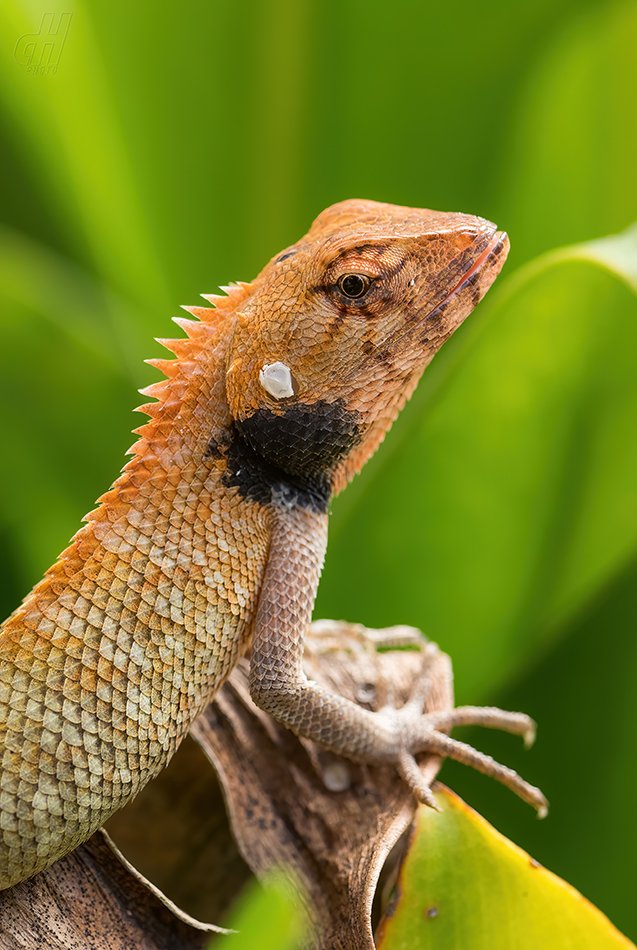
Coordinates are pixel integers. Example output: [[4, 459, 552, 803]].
[[377, 787, 635, 950]]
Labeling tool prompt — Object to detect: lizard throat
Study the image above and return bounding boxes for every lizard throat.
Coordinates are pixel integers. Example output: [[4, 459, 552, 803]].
[[210, 399, 362, 514]]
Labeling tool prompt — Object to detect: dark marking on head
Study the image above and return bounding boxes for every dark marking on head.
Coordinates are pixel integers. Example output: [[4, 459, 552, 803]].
[[379, 256, 408, 281], [331, 242, 386, 263], [275, 249, 297, 264], [402, 305, 423, 327], [327, 310, 347, 332], [317, 284, 398, 320], [352, 302, 378, 319]]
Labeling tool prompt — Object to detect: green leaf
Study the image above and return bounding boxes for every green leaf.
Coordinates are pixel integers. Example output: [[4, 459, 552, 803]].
[[498, 0, 637, 267], [443, 556, 637, 945], [317, 223, 637, 701], [207, 873, 306, 950], [0, 1, 171, 316], [376, 787, 635, 950], [0, 227, 152, 598]]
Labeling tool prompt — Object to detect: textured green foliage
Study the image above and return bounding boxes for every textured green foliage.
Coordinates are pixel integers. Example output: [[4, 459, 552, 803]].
[[0, 0, 635, 942]]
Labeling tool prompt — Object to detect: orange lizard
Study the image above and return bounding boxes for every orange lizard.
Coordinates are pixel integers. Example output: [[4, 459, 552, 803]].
[[0, 199, 547, 890]]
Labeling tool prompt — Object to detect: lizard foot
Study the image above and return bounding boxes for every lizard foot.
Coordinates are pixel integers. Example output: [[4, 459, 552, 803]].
[[301, 622, 548, 817], [388, 654, 548, 817]]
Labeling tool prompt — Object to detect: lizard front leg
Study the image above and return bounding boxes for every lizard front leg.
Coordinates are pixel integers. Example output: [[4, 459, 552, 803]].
[[249, 502, 548, 817]]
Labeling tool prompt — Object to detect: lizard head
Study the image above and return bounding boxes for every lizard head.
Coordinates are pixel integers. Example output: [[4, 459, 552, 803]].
[[224, 198, 509, 502]]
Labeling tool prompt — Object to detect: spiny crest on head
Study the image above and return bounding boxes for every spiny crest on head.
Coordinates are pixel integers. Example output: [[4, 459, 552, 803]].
[[133, 281, 252, 421], [124, 281, 252, 458], [80, 286, 253, 527]]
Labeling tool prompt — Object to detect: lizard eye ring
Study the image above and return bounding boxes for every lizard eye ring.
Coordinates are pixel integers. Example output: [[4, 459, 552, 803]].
[[337, 273, 371, 299]]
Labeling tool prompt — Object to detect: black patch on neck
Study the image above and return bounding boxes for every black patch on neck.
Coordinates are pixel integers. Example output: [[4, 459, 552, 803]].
[[204, 436, 223, 459], [238, 400, 361, 477], [217, 399, 362, 514]]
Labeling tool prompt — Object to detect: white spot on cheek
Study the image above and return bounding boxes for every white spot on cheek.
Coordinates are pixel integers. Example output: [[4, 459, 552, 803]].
[[259, 361, 295, 399], [409, 278, 415, 287]]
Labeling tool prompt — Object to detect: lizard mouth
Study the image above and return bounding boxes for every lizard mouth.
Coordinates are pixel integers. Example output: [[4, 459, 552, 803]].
[[380, 229, 508, 358], [431, 228, 509, 317], [463, 229, 507, 284]]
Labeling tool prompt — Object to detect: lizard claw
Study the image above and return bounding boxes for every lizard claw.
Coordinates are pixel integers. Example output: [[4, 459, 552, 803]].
[[397, 750, 443, 811], [393, 703, 549, 817]]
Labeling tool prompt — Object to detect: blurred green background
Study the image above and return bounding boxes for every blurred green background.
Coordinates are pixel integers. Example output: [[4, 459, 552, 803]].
[[1, 0, 636, 941]]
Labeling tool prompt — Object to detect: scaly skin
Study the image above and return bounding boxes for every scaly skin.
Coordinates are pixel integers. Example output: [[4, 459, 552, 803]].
[[0, 199, 546, 891]]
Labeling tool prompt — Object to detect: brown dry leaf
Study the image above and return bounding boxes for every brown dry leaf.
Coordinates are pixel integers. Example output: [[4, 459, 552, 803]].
[[0, 827, 222, 949]]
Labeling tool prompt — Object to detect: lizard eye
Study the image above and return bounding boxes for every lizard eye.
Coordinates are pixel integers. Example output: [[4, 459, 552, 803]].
[[337, 273, 371, 298]]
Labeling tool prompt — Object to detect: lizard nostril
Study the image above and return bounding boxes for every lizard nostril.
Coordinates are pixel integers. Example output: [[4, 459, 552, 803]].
[[455, 229, 479, 250]]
